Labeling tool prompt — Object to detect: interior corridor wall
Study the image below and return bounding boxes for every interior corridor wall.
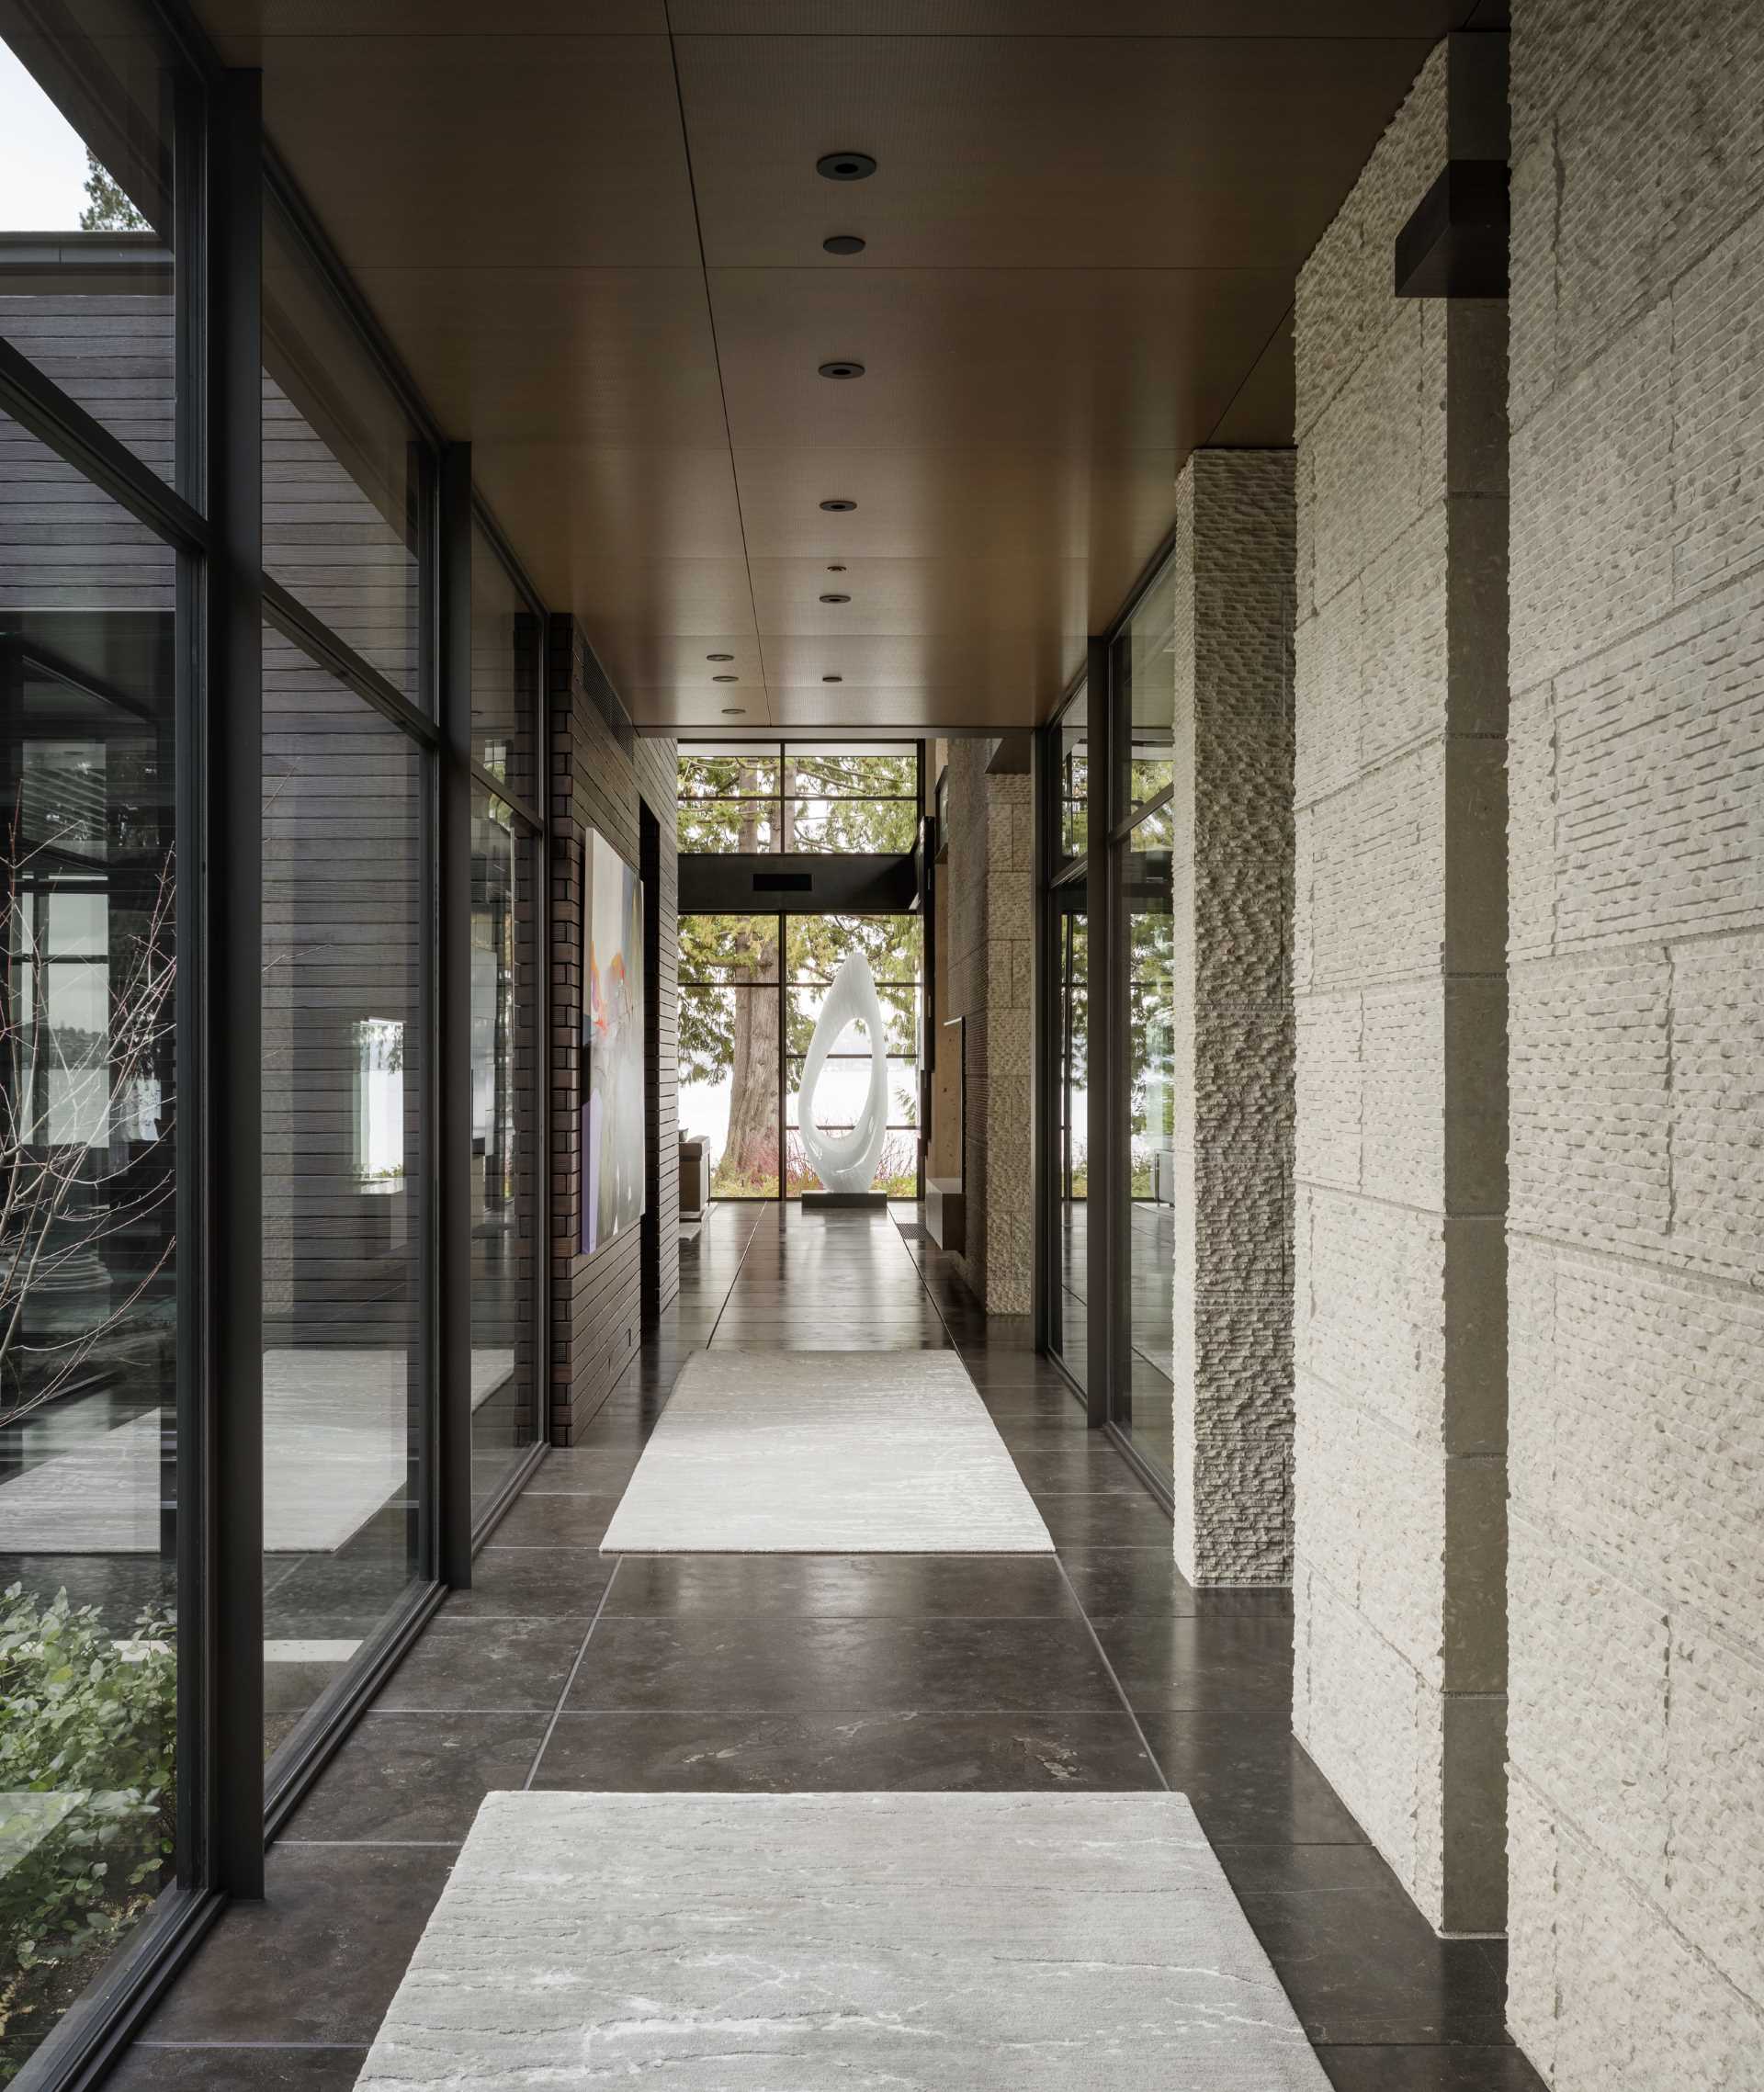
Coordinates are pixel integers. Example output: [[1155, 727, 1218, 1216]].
[[548, 617, 679, 1442], [1504, 2, 1764, 2080], [1291, 38, 1510, 1936]]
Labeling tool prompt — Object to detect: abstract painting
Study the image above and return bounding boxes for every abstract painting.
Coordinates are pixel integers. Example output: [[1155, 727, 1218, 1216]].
[[582, 829, 645, 1255]]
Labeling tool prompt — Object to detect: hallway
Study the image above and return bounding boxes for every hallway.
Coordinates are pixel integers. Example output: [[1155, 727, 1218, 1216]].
[[117, 1206, 1537, 2090]]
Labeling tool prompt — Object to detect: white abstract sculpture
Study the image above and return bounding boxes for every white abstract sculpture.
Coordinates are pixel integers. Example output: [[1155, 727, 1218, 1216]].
[[799, 949, 891, 1193]]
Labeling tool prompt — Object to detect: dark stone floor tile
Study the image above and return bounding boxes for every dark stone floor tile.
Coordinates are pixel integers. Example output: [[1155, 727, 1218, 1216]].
[[0, 1553, 175, 1617], [524, 1447, 642, 1493], [376, 1616, 587, 1712], [1217, 1845, 1512, 2046], [1318, 2049, 1544, 2090], [141, 1844, 453, 2044], [283, 1712, 547, 1841], [565, 1615, 1123, 1713], [1003, 1442, 1147, 1492], [533, 1709, 1161, 1792], [1057, 1547, 1295, 1618], [1090, 1612, 1295, 1712], [1136, 1713, 1368, 1846], [489, 1490, 620, 1548], [108, 2047, 368, 2090], [603, 1553, 1080, 1618], [441, 1546, 612, 1620], [1033, 1490, 1176, 1546]]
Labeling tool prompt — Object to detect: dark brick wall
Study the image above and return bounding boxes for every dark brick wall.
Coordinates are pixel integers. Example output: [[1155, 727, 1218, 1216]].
[[547, 616, 678, 1443]]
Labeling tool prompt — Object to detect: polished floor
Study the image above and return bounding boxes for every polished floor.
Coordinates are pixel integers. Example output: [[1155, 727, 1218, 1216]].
[[114, 1203, 1542, 2091]]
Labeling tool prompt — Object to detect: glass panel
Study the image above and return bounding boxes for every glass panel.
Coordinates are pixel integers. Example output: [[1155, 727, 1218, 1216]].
[[263, 193, 426, 705], [470, 791, 538, 1513], [1115, 556, 1176, 816], [781, 797, 918, 853], [261, 630, 423, 1759], [0, 475, 178, 2076], [781, 745, 917, 797], [470, 529, 538, 804], [1051, 888, 1089, 1388], [678, 746, 778, 797], [680, 984, 779, 1199], [679, 912, 779, 984], [785, 913, 922, 987], [0, 16, 178, 488], [1115, 819, 1175, 1483], [677, 793, 778, 854], [1058, 684, 1089, 859]]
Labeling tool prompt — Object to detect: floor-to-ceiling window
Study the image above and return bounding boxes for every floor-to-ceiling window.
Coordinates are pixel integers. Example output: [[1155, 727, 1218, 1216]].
[[257, 187, 436, 1764], [1040, 560, 1178, 1496], [467, 532, 542, 1517], [0, 8, 552, 2076], [1046, 686, 1090, 1388], [1109, 561, 1176, 1486], [0, 16, 186, 2078]]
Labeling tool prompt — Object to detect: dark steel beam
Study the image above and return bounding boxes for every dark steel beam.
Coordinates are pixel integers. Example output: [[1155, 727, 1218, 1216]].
[[678, 852, 917, 916]]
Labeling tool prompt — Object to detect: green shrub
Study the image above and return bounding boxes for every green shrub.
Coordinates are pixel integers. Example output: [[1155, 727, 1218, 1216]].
[[0, 1585, 175, 2074]]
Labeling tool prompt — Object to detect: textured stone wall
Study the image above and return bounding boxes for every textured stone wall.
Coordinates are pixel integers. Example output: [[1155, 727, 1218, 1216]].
[[1505, 1, 1764, 2079], [1168, 448, 1297, 1587], [945, 740, 1033, 1314], [1291, 38, 1510, 1935]]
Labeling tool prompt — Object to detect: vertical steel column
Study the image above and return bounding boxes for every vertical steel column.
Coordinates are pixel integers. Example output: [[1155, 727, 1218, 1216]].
[[204, 65, 265, 1897], [1032, 725, 1056, 1355], [437, 445, 474, 1589], [1082, 638, 1112, 1428]]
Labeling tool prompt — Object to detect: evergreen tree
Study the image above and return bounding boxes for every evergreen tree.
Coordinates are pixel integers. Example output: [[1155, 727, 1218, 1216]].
[[79, 153, 149, 232]]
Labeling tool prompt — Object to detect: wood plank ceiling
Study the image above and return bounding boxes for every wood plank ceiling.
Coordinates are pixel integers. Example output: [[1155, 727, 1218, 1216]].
[[197, 0, 1495, 733]]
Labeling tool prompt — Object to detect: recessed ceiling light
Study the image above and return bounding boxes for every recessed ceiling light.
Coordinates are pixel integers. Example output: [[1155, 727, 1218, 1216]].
[[713, 673, 739, 683], [720, 707, 745, 716], [817, 152, 876, 182], [818, 360, 865, 380], [707, 651, 733, 662], [827, 563, 846, 572], [820, 593, 851, 605], [823, 234, 866, 255], [820, 498, 856, 512], [822, 674, 843, 684]]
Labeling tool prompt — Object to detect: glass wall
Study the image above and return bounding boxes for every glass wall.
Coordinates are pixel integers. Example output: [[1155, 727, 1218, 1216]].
[[0, 5, 554, 2077], [680, 911, 921, 1201], [0, 20, 183, 2078]]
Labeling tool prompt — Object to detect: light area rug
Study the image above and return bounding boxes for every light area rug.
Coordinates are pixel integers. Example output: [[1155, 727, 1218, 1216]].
[[0, 1349, 514, 1555], [353, 1791, 1330, 2091], [598, 1349, 1053, 1555]]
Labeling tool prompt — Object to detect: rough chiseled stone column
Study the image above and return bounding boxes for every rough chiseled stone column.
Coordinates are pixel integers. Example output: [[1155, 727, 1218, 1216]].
[[944, 739, 1033, 1314], [1168, 448, 1297, 1588], [1291, 36, 1510, 1936]]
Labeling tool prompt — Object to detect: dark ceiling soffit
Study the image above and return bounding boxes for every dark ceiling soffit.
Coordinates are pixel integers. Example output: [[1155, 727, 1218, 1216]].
[[1395, 160, 1510, 298], [986, 732, 1034, 775], [679, 853, 917, 916]]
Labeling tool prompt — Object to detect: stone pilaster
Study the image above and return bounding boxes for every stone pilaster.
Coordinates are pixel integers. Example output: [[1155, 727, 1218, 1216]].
[[1168, 448, 1296, 1587]]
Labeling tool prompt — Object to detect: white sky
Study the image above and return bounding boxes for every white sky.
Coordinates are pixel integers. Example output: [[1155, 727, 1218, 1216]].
[[0, 38, 96, 231]]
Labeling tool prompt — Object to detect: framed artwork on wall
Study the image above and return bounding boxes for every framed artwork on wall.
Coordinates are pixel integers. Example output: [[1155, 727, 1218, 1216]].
[[582, 827, 646, 1255]]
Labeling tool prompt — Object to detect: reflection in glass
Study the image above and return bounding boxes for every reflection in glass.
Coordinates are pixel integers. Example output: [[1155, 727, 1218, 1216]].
[[1050, 891, 1088, 1387], [1119, 818, 1176, 1483], [469, 529, 538, 803], [1115, 557, 1176, 816], [263, 193, 424, 703], [470, 792, 537, 1510], [0, 474, 178, 2075], [261, 631, 422, 1760], [1058, 685, 1089, 858], [0, 20, 177, 489]]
